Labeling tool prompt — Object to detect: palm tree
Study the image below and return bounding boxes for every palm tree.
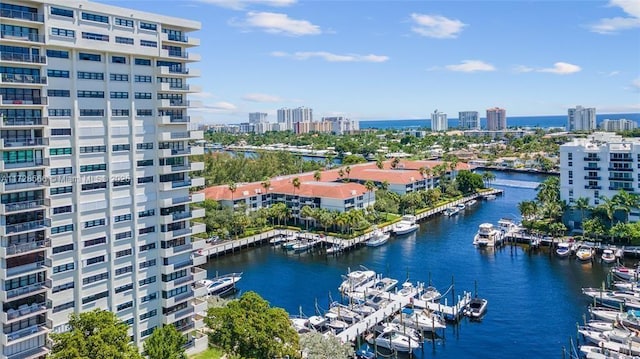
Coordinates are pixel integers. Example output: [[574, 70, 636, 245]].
[[379, 180, 389, 191], [364, 180, 375, 210], [376, 158, 384, 170], [612, 190, 638, 223], [574, 197, 590, 229], [518, 200, 537, 220], [345, 166, 351, 180], [260, 177, 270, 206], [481, 171, 495, 187], [338, 169, 345, 180], [598, 196, 617, 241], [391, 157, 400, 169], [313, 170, 321, 182], [300, 205, 314, 230], [228, 182, 237, 210], [292, 177, 301, 225]]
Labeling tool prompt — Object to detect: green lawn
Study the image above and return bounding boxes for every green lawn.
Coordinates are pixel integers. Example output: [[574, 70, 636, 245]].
[[189, 347, 224, 359]]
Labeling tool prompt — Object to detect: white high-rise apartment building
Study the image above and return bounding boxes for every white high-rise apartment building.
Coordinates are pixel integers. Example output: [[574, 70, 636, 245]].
[[600, 119, 637, 132], [248, 112, 267, 124], [486, 107, 507, 131], [292, 106, 312, 123], [458, 111, 479, 130], [278, 106, 312, 131], [0, 1, 208, 358], [277, 107, 292, 131], [560, 133, 640, 214], [430, 110, 447, 132], [567, 105, 596, 132]]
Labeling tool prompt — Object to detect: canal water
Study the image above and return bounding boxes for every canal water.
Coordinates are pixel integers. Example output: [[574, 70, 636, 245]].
[[204, 172, 616, 358]]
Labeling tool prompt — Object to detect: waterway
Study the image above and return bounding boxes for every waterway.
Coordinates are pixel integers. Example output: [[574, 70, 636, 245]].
[[204, 171, 620, 358]]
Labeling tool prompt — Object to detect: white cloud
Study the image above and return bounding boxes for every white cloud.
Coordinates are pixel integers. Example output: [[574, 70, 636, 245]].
[[410, 13, 466, 39], [189, 91, 216, 99], [589, 0, 640, 34], [538, 62, 582, 75], [242, 93, 283, 102], [513, 65, 534, 73], [270, 51, 389, 63], [198, 0, 296, 11], [598, 70, 621, 77], [444, 60, 496, 72], [233, 12, 321, 36], [205, 102, 238, 111]]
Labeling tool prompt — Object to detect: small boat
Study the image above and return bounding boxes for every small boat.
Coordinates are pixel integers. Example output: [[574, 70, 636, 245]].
[[464, 297, 488, 318], [466, 199, 477, 206], [397, 282, 420, 297], [473, 223, 503, 247], [555, 242, 571, 258], [350, 303, 376, 316], [611, 265, 640, 280], [269, 235, 288, 245], [355, 347, 376, 359], [392, 215, 419, 235], [290, 317, 311, 334], [589, 307, 623, 322], [455, 203, 466, 211], [291, 239, 315, 252], [326, 244, 343, 255], [582, 288, 640, 310], [602, 249, 617, 264], [338, 268, 377, 292], [392, 308, 446, 332], [308, 315, 327, 330], [366, 229, 390, 247], [580, 345, 638, 359], [324, 312, 349, 333], [484, 194, 497, 200], [372, 277, 399, 292], [443, 207, 458, 217], [281, 234, 299, 250], [374, 325, 421, 353], [419, 286, 442, 302], [329, 302, 361, 323], [198, 272, 242, 296], [576, 246, 594, 261]]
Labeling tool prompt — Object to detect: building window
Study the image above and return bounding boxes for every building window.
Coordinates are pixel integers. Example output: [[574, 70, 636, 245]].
[[112, 56, 126, 64], [115, 284, 133, 293], [50, 147, 72, 156], [115, 231, 132, 240], [51, 224, 74, 234], [114, 214, 132, 223], [51, 7, 74, 18], [51, 167, 72, 175], [50, 186, 73, 195], [135, 58, 151, 66], [141, 293, 157, 303], [139, 276, 156, 286], [82, 291, 109, 305], [139, 22, 157, 31], [112, 144, 131, 151], [134, 92, 152, 100], [568, 153, 573, 160], [82, 182, 107, 191], [134, 75, 152, 83], [568, 161, 572, 167], [110, 73, 129, 81], [139, 226, 155, 235], [117, 301, 133, 311], [138, 176, 154, 184], [51, 128, 72, 136], [81, 12, 109, 23], [53, 243, 74, 254], [136, 109, 153, 116], [140, 309, 157, 320], [139, 242, 156, 251], [79, 53, 101, 61], [114, 18, 133, 27], [47, 69, 70, 78], [82, 32, 108, 41], [53, 262, 74, 273], [139, 259, 156, 269], [137, 159, 153, 167], [49, 109, 71, 117], [115, 36, 134, 45], [53, 301, 74, 313], [84, 237, 107, 247], [79, 109, 104, 116], [79, 145, 106, 153], [51, 28, 75, 38], [115, 265, 133, 276], [77, 71, 104, 80], [83, 272, 109, 284], [77, 90, 104, 98], [53, 205, 72, 214], [47, 89, 70, 97], [116, 248, 132, 258], [80, 164, 106, 172], [568, 170, 573, 179], [52, 282, 74, 293], [140, 40, 157, 47], [138, 209, 155, 218], [84, 219, 106, 228], [47, 49, 69, 59], [141, 326, 156, 338], [85, 255, 105, 266], [113, 178, 131, 187], [137, 143, 154, 150], [110, 92, 128, 99]]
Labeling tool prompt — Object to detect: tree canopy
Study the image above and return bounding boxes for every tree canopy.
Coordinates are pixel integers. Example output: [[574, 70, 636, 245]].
[[50, 309, 142, 359], [299, 332, 354, 359], [143, 325, 187, 359], [206, 291, 300, 359]]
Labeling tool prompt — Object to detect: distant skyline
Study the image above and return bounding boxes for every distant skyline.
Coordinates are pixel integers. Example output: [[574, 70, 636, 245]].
[[98, 0, 640, 123]]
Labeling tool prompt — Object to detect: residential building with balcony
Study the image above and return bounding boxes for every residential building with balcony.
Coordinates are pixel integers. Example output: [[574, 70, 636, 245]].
[[0, 0, 206, 358], [430, 110, 447, 132], [600, 118, 637, 132], [486, 107, 507, 131], [458, 111, 479, 130], [560, 133, 640, 223], [567, 105, 596, 132]]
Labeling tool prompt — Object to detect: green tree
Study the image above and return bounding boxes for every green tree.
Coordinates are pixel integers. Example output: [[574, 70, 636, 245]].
[[313, 170, 321, 182], [574, 197, 590, 228], [481, 171, 496, 187], [301, 205, 314, 230], [454, 170, 483, 194], [612, 190, 638, 223], [299, 332, 354, 359], [50, 309, 142, 359], [228, 182, 237, 209], [292, 177, 301, 225], [143, 325, 187, 359], [518, 200, 538, 220], [364, 180, 376, 211], [206, 291, 300, 359], [345, 166, 351, 180]]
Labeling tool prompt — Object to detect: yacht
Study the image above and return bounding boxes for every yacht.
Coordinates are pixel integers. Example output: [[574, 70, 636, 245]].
[[397, 281, 420, 297], [576, 246, 594, 261], [374, 325, 421, 353], [366, 228, 390, 247], [198, 272, 242, 296], [372, 276, 399, 292], [324, 312, 349, 333], [392, 308, 446, 332], [392, 215, 419, 235], [338, 268, 377, 292], [419, 286, 442, 302], [473, 223, 502, 247]]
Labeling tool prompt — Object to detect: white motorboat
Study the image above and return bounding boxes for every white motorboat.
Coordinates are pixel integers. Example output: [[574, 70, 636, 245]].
[[455, 203, 466, 211], [611, 265, 640, 281], [374, 326, 421, 353], [308, 315, 327, 330], [443, 207, 458, 217], [393, 215, 419, 235], [582, 288, 640, 310], [290, 317, 311, 334], [419, 286, 442, 302], [473, 223, 502, 247], [375, 322, 421, 344], [602, 249, 617, 264], [338, 268, 377, 292], [324, 312, 349, 333], [198, 272, 242, 296], [464, 297, 488, 319], [585, 320, 616, 332], [576, 246, 594, 261], [291, 239, 316, 252], [392, 308, 446, 332], [580, 345, 638, 359], [372, 277, 399, 293], [588, 307, 623, 322], [329, 302, 361, 323], [366, 229, 390, 247], [397, 282, 420, 298], [497, 218, 519, 233], [270, 235, 288, 245], [282, 235, 299, 250], [326, 244, 343, 255], [555, 242, 571, 258], [484, 194, 497, 200], [466, 199, 477, 206], [350, 303, 376, 316]]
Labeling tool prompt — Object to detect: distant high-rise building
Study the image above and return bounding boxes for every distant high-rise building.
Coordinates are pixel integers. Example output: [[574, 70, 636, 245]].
[[458, 111, 480, 130], [277, 108, 293, 131], [321, 116, 359, 135], [600, 119, 637, 132], [431, 110, 448, 132], [292, 107, 313, 123], [249, 112, 268, 124], [486, 107, 507, 131], [277, 107, 312, 131], [568, 105, 596, 132]]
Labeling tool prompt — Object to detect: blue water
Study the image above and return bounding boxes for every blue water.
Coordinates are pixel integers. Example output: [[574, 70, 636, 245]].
[[204, 172, 616, 358], [361, 113, 640, 130]]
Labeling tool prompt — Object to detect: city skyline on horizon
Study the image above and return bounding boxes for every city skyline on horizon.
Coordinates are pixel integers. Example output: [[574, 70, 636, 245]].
[[96, 0, 640, 124]]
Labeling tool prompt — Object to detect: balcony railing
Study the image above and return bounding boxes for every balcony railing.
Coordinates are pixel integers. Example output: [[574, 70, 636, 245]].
[[0, 52, 46, 64], [610, 157, 633, 162], [6, 219, 50, 234], [609, 177, 634, 182], [6, 260, 45, 278], [0, 9, 44, 22], [172, 211, 192, 220], [1, 137, 48, 147], [6, 282, 45, 299], [6, 323, 45, 342], [609, 167, 634, 172], [174, 321, 195, 332], [3, 198, 46, 213], [584, 185, 601, 190], [583, 176, 601, 180], [583, 166, 600, 171], [4, 302, 47, 320], [167, 33, 189, 42], [171, 227, 191, 237], [583, 156, 600, 161], [4, 239, 48, 255], [0, 96, 47, 105], [174, 260, 193, 271], [173, 274, 194, 286], [0, 31, 45, 43], [172, 179, 192, 188], [609, 187, 634, 192], [1, 117, 46, 126], [1, 74, 47, 84]]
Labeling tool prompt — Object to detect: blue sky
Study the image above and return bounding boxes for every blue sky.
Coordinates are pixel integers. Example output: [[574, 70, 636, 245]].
[[99, 0, 640, 123]]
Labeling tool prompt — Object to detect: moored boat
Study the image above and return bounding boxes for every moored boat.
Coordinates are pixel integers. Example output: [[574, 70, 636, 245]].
[[391, 308, 446, 332], [464, 297, 488, 318], [602, 249, 617, 264], [372, 276, 399, 292], [555, 242, 571, 258], [576, 246, 594, 261], [473, 223, 502, 247], [392, 215, 419, 235], [419, 286, 442, 302], [611, 265, 640, 280], [198, 272, 242, 296], [326, 244, 343, 255], [366, 228, 390, 247], [338, 268, 377, 292], [373, 325, 421, 352]]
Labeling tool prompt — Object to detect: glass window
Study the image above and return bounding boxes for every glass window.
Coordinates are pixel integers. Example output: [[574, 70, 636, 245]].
[[81, 12, 109, 23]]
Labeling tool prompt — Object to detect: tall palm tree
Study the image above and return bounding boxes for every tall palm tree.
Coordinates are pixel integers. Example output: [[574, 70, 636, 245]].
[[379, 180, 389, 191], [300, 205, 314, 230], [228, 182, 237, 210], [518, 200, 537, 220], [391, 157, 400, 169], [364, 180, 375, 210], [482, 171, 496, 187], [598, 196, 617, 241], [338, 169, 345, 180], [612, 190, 638, 223], [574, 197, 590, 229], [376, 158, 384, 170], [345, 166, 351, 180], [292, 177, 301, 225], [260, 177, 270, 206], [313, 170, 321, 182]]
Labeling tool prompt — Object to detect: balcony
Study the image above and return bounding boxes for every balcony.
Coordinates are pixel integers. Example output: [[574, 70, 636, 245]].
[[157, 66, 200, 78], [163, 306, 194, 325], [161, 288, 193, 307], [1, 219, 50, 236], [159, 146, 203, 157], [161, 32, 200, 46], [160, 242, 193, 257], [0, 198, 47, 215], [609, 177, 634, 182], [192, 266, 207, 282], [1, 322, 49, 346], [1, 302, 47, 323], [583, 156, 600, 161], [609, 186, 634, 192], [584, 185, 601, 190], [157, 99, 188, 108], [0, 74, 47, 86], [2, 260, 46, 279], [192, 252, 206, 266], [158, 82, 201, 93], [6, 345, 50, 359], [0, 31, 45, 43], [0, 95, 47, 106], [159, 193, 205, 208], [0, 180, 46, 193], [0, 9, 44, 22], [191, 222, 206, 236], [0, 137, 48, 149], [157, 115, 190, 125], [610, 157, 633, 162], [192, 281, 208, 298], [583, 175, 601, 180], [0, 282, 47, 302], [0, 239, 49, 257], [0, 158, 48, 171], [158, 131, 190, 141], [0, 52, 46, 64], [583, 166, 600, 171], [1, 117, 48, 127], [160, 49, 200, 62], [609, 167, 634, 172], [161, 273, 194, 292], [160, 179, 192, 191]]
